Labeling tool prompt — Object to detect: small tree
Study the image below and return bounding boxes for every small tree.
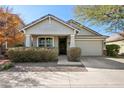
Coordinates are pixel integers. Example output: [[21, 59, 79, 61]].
[[0, 6, 24, 54]]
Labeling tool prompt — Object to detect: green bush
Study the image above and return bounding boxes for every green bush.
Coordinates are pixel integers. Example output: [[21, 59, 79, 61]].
[[106, 44, 120, 57], [2, 63, 14, 70], [0, 62, 14, 71], [67, 47, 81, 62], [7, 47, 58, 62]]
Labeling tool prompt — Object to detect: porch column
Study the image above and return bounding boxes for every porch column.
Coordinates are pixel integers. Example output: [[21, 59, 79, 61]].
[[25, 35, 31, 47], [70, 34, 75, 47]]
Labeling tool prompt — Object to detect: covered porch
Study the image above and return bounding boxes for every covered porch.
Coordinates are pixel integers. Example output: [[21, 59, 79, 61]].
[[25, 34, 76, 54]]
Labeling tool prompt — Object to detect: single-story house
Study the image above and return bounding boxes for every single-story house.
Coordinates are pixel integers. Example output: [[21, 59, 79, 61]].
[[106, 32, 124, 55], [21, 14, 106, 56]]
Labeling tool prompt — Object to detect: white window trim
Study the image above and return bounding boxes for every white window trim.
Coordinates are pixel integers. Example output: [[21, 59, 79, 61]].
[[37, 36, 54, 47]]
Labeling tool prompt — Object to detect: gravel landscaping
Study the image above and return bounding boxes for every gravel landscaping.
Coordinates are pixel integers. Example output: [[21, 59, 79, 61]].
[[3, 62, 87, 72]]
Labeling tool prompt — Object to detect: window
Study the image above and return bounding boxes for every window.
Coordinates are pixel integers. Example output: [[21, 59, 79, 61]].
[[39, 38, 45, 47], [46, 38, 53, 47], [38, 37, 53, 47]]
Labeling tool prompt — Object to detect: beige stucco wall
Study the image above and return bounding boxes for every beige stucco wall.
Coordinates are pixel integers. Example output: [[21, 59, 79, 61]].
[[25, 19, 74, 35], [75, 40, 103, 56], [106, 40, 124, 54]]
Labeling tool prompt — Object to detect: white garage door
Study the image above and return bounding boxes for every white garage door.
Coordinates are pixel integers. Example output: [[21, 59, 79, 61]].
[[75, 40, 103, 56]]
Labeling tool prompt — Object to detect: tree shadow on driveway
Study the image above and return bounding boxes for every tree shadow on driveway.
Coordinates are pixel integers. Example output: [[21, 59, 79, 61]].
[[82, 57, 124, 70]]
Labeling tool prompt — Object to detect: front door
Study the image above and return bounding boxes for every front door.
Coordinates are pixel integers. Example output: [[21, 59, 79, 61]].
[[59, 37, 67, 55]]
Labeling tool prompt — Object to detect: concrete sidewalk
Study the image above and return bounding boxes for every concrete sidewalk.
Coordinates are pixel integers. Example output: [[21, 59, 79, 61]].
[[0, 71, 124, 88], [69, 71, 124, 88]]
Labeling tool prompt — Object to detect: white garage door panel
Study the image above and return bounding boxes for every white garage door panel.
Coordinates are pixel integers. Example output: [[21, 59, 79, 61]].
[[75, 40, 103, 56]]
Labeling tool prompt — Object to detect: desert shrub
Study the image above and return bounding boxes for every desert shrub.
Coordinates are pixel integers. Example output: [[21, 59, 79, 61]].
[[7, 47, 58, 62], [106, 44, 120, 57], [67, 47, 81, 62]]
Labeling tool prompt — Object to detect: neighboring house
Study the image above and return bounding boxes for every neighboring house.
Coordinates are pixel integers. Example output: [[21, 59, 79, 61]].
[[21, 14, 106, 56], [106, 33, 124, 55]]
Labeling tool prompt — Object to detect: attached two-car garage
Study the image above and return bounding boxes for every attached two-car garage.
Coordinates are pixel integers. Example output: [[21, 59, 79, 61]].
[[75, 40, 103, 56]]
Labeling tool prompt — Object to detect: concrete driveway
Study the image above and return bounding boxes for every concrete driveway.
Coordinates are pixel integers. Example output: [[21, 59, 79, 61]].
[[0, 56, 124, 88], [81, 57, 124, 71], [77, 57, 124, 87]]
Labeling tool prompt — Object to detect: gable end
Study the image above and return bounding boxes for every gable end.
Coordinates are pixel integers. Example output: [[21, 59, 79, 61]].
[[67, 19, 102, 36], [22, 14, 79, 32]]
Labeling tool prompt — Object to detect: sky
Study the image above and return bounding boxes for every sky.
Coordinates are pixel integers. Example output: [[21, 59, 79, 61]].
[[9, 5, 111, 36]]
